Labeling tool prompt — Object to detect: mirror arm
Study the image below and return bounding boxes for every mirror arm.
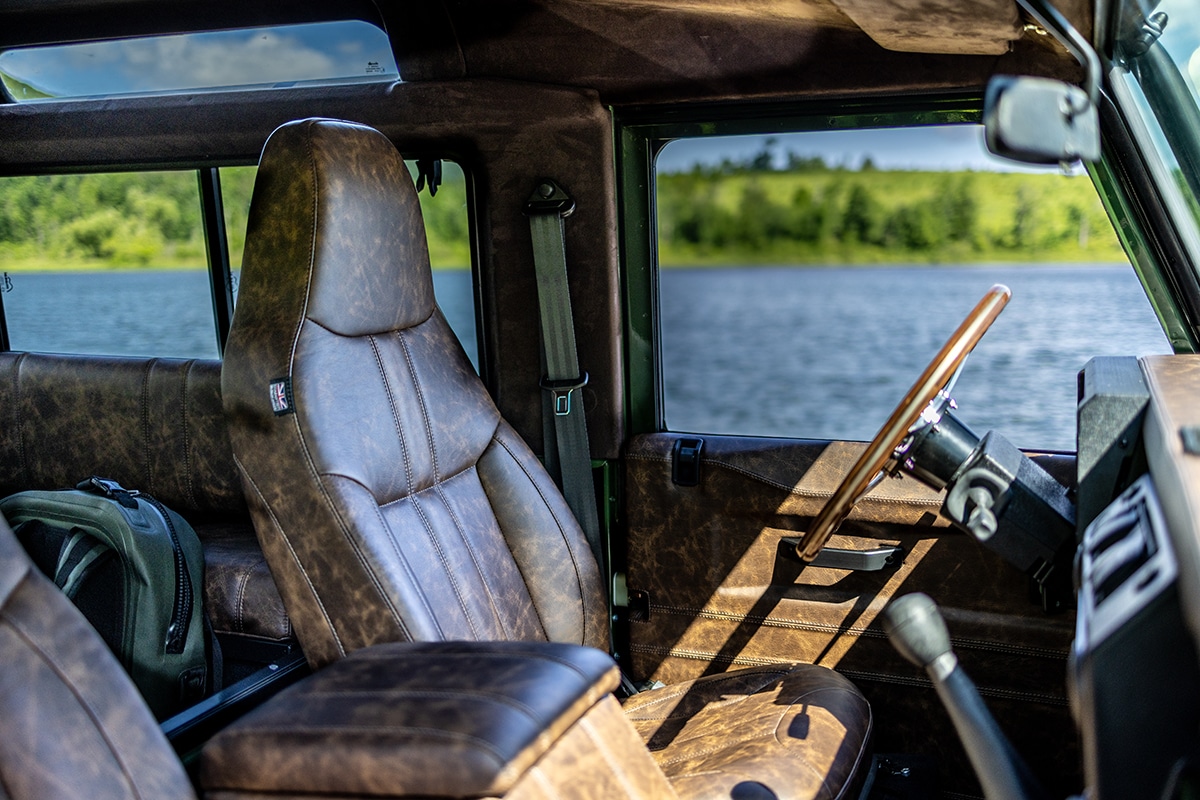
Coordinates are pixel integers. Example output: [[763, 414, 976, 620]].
[[1014, 0, 1101, 107]]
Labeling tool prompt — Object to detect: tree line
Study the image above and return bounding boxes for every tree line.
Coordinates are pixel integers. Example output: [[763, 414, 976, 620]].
[[657, 157, 1124, 264], [0, 156, 1125, 270], [0, 165, 470, 270]]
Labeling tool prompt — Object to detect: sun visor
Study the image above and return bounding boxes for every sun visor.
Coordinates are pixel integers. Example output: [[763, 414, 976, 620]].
[[828, 0, 1022, 54]]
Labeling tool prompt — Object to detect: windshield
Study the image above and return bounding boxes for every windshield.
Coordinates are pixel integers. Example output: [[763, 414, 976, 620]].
[[1113, 0, 1200, 229]]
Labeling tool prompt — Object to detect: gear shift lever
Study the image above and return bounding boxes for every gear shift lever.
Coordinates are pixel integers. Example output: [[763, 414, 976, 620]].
[[883, 593, 1049, 800]]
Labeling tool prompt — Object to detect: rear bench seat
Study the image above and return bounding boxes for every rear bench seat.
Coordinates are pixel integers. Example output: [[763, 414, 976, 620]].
[[0, 352, 293, 671]]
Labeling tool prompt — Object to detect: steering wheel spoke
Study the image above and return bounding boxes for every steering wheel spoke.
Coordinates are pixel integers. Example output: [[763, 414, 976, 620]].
[[795, 285, 1011, 562]]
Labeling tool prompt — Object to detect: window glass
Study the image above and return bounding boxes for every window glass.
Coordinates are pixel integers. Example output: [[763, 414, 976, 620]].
[[0, 170, 218, 358], [1111, 0, 1200, 251], [0, 20, 398, 102], [655, 125, 1171, 451], [220, 160, 477, 368]]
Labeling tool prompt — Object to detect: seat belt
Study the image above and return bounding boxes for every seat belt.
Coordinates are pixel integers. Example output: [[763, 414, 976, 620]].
[[524, 180, 603, 570]]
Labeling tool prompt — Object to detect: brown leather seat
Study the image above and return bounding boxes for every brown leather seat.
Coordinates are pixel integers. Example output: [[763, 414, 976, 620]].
[[0, 512, 196, 800], [223, 118, 872, 799]]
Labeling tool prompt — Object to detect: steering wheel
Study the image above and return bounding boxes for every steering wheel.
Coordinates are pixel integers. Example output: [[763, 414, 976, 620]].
[[794, 284, 1011, 562]]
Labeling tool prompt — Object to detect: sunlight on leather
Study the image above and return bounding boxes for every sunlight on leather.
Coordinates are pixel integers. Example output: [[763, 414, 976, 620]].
[[814, 537, 935, 668]]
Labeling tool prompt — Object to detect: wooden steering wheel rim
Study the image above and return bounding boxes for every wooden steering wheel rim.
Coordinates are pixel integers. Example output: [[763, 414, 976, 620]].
[[795, 284, 1012, 562]]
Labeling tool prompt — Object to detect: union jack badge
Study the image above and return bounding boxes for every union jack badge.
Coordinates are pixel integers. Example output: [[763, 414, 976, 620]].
[[269, 377, 295, 416]]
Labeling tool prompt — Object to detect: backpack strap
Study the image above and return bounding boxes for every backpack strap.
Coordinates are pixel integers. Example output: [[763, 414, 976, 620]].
[[54, 528, 115, 601]]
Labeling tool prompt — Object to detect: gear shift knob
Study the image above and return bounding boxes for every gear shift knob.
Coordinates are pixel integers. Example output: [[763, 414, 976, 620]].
[[883, 592, 956, 675]]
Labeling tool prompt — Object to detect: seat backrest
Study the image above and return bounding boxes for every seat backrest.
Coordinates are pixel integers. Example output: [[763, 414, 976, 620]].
[[0, 352, 245, 517], [0, 512, 196, 800], [222, 119, 607, 668]]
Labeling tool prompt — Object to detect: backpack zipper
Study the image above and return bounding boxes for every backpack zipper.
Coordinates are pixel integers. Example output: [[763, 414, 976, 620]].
[[139, 494, 193, 654], [78, 477, 193, 655]]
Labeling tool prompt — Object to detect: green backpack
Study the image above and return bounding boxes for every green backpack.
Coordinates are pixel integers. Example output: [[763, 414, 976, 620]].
[[2, 477, 212, 719]]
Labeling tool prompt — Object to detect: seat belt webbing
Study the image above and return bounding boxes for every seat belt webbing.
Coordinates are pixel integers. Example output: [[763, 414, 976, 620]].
[[525, 180, 603, 569]]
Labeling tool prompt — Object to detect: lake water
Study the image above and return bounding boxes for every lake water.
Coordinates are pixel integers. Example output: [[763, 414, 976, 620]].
[[1, 264, 1170, 452], [1, 269, 480, 366], [661, 264, 1170, 451]]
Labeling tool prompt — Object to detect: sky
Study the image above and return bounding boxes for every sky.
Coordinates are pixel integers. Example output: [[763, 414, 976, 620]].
[[0, 20, 398, 98], [654, 125, 1069, 175]]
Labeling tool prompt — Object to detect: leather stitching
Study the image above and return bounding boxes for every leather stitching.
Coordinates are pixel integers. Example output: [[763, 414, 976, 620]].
[[490, 433, 589, 645], [369, 335, 413, 494], [643, 604, 1070, 658], [436, 473, 512, 639], [3, 608, 150, 799], [13, 351, 29, 487], [347, 476, 437, 640], [351, 643, 603, 684], [624, 452, 941, 508], [395, 329, 508, 638], [139, 358, 154, 495], [387, 329, 481, 638], [299, 688, 544, 721], [233, 564, 251, 633], [236, 458, 347, 657], [181, 359, 197, 511], [411, 492, 481, 639], [625, 668, 792, 716], [220, 724, 509, 764]]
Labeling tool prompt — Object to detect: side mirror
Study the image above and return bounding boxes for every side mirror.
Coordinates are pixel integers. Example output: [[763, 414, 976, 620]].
[[983, 75, 1100, 165]]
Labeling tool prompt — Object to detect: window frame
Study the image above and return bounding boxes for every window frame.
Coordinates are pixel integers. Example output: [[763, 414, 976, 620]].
[[615, 95, 1186, 441]]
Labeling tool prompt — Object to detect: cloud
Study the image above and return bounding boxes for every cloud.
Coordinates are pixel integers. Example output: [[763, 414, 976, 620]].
[[112, 31, 344, 90]]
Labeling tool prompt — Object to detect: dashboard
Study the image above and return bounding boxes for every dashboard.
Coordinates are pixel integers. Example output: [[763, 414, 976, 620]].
[[1071, 355, 1200, 800]]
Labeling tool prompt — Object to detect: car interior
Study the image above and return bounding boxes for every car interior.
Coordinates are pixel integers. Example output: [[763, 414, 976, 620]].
[[3, 1, 1200, 799]]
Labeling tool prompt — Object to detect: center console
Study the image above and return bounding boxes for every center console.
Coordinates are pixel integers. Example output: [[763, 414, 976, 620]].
[[1071, 474, 1200, 800]]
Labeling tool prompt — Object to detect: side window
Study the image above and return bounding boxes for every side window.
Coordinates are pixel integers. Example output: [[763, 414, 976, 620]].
[[219, 160, 476, 369], [0, 171, 219, 358], [654, 125, 1171, 451], [0, 159, 475, 364]]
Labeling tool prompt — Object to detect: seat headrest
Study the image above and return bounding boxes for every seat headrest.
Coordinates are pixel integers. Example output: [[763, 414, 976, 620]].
[[240, 118, 436, 338]]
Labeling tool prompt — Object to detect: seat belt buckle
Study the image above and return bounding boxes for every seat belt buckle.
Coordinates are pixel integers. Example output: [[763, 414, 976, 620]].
[[541, 372, 588, 416]]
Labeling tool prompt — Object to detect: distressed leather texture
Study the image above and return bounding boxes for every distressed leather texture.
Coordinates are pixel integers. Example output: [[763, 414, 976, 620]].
[[197, 521, 292, 641], [0, 513, 196, 800], [201, 641, 632, 797], [0, 352, 243, 514], [624, 665, 871, 800], [205, 694, 675, 800], [224, 119, 872, 799], [502, 694, 680, 800], [624, 432, 1080, 796], [0, 351, 290, 643], [223, 118, 607, 666]]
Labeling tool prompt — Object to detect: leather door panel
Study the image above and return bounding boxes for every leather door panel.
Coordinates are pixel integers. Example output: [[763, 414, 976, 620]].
[[622, 432, 1080, 795]]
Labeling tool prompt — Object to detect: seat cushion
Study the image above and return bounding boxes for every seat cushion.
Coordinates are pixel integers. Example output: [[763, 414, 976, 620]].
[[622, 664, 872, 800], [197, 522, 292, 642]]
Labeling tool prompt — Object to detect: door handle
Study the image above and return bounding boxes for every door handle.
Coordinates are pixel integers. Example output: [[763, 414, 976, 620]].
[[778, 538, 903, 571]]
